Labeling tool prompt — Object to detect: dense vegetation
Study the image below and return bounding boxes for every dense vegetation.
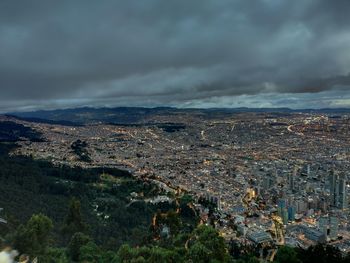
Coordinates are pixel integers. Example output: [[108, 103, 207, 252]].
[[0, 142, 165, 245], [4, 210, 350, 263], [71, 139, 91, 163], [230, 241, 350, 263], [157, 124, 186, 133], [3, 212, 228, 262]]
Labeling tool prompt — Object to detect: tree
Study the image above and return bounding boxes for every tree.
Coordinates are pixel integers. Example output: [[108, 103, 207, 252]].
[[187, 225, 230, 263], [79, 241, 103, 262], [68, 232, 91, 261], [147, 246, 181, 263], [115, 245, 182, 263], [116, 244, 136, 262], [41, 247, 69, 263], [188, 242, 211, 262], [62, 198, 87, 238], [274, 246, 301, 263], [179, 194, 195, 218], [165, 210, 182, 235], [236, 255, 260, 263], [297, 244, 343, 263], [14, 214, 53, 257]]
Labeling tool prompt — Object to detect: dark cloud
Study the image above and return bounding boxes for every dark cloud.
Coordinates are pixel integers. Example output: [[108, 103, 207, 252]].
[[0, 0, 350, 111]]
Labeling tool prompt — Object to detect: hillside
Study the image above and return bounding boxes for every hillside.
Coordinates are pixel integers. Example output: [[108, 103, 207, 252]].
[[9, 107, 350, 126]]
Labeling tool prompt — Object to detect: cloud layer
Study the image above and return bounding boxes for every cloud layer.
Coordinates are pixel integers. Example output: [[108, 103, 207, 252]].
[[0, 0, 350, 111]]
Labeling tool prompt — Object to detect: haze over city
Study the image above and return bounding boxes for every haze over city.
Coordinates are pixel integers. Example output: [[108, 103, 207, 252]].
[[0, 0, 350, 112]]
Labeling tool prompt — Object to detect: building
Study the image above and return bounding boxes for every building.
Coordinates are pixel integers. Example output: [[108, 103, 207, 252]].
[[282, 208, 289, 225], [205, 194, 222, 210], [277, 198, 287, 219], [295, 199, 307, 214], [261, 176, 274, 192], [329, 216, 339, 240], [329, 171, 338, 207], [302, 226, 326, 243], [318, 216, 328, 237], [288, 206, 296, 222], [338, 178, 347, 210], [237, 224, 248, 236], [329, 171, 347, 210], [288, 167, 297, 192], [247, 231, 273, 244]]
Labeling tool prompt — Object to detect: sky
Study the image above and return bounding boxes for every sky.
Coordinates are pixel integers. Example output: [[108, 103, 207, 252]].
[[0, 0, 350, 112]]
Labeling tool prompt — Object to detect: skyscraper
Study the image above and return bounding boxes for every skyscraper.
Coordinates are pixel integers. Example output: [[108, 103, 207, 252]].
[[282, 208, 289, 225], [287, 167, 297, 192], [278, 199, 287, 210], [329, 171, 348, 210], [307, 164, 311, 177], [338, 178, 347, 210], [329, 216, 338, 240], [329, 170, 337, 207], [288, 206, 296, 222], [318, 216, 328, 237]]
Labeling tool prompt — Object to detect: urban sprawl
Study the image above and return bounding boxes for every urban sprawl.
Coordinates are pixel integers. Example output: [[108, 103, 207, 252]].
[[4, 112, 350, 256]]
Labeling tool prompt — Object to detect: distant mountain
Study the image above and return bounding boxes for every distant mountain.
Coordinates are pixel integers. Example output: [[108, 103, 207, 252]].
[[5, 115, 82, 126], [8, 107, 179, 125], [7, 106, 350, 125]]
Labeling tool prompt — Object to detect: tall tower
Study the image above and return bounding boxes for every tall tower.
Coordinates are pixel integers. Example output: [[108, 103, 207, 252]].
[[329, 216, 339, 240], [288, 167, 297, 192], [318, 216, 328, 237], [329, 170, 347, 210], [307, 164, 311, 177], [329, 170, 337, 207], [338, 177, 347, 210]]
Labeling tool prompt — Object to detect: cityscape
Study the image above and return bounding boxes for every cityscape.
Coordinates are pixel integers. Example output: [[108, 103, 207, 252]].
[[1, 0, 350, 262], [2, 108, 350, 259]]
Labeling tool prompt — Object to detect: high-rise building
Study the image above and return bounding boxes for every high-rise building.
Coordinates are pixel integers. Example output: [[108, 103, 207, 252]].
[[277, 198, 287, 216], [329, 171, 347, 210], [318, 198, 329, 213], [318, 216, 328, 237], [278, 199, 287, 209], [295, 199, 307, 214], [329, 216, 338, 240], [282, 208, 288, 225], [262, 176, 274, 191], [307, 164, 311, 177], [338, 178, 347, 210], [288, 206, 296, 222], [288, 167, 297, 192], [329, 170, 337, 207]]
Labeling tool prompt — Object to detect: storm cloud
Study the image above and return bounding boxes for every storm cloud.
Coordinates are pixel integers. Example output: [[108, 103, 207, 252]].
[[0, 0, 350, 111]]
